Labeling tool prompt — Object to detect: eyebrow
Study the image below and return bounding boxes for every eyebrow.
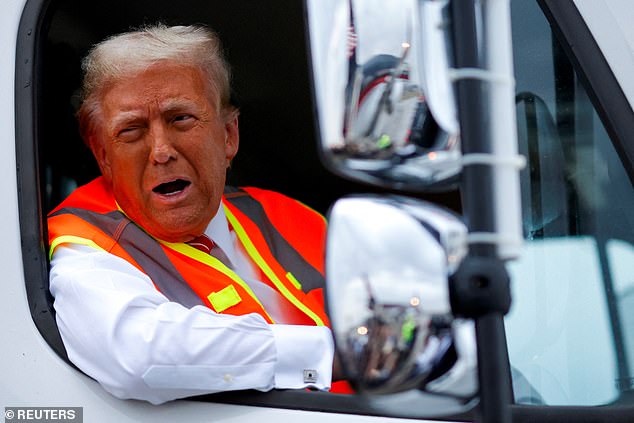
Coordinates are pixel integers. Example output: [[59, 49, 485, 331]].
[[108, 111, 146, 133], [159, 98, 199, 114]]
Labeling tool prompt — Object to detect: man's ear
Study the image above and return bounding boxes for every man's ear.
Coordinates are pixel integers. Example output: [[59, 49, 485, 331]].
[[224, 112, 240, 166], [90, 136, 113, 183]]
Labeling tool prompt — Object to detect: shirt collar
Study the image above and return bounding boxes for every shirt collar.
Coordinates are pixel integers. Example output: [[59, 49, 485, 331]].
[[203, 201, 236, 262]]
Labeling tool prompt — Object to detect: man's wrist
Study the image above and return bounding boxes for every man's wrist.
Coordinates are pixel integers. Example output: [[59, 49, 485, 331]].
[[269, 324, 334, 390]]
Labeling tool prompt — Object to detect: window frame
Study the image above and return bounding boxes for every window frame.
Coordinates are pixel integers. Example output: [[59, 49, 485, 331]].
[[537, 0, 634, 182], [16, 0, 69, 363]]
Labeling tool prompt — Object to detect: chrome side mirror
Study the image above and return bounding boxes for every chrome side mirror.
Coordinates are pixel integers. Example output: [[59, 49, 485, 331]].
[[306, 0, 461, 191], [326, 196, 477, 410]]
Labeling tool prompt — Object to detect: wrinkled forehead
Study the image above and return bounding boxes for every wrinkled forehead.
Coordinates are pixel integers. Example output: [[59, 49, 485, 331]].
[[100, 63, 218, 112], [102, 61, 219, 105]]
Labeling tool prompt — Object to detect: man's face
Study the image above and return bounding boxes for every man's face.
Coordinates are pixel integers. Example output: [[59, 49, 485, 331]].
[[93, 62, 239, 242]]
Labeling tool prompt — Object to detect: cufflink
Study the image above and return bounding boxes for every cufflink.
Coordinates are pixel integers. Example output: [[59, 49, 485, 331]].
[[303, 369, 318, 383]]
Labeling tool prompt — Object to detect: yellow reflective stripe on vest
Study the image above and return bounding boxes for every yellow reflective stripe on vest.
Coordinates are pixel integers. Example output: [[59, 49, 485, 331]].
[[161, 240, 275, 322], [285, 272, 302, 290], [49, 235, 107, 260], [224, 204, 326, 327]]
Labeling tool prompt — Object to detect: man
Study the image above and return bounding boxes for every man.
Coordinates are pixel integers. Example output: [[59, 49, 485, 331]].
[[48, 24, 339, 404]]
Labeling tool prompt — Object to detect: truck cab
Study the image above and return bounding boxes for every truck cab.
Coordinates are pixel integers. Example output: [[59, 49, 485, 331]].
[[3, 0, 634, 422]]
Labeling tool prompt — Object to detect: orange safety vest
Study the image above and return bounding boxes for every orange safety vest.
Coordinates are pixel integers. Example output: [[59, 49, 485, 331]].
[[47, 177, 330, 327]]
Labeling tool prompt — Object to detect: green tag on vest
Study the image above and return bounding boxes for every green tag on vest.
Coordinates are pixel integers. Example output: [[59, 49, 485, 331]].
[[208, 285, 242, 313]]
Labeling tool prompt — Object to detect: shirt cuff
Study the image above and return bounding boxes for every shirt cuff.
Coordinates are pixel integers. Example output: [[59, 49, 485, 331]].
[[270, 324, 334, 391]]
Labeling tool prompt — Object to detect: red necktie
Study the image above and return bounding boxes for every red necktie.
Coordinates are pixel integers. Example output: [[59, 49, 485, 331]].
[[186, 234, 214, 254], [187, 234, 234, 268]]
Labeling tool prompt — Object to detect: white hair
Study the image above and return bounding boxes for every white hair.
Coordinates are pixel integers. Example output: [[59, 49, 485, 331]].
[[78, 24, 233, 145]]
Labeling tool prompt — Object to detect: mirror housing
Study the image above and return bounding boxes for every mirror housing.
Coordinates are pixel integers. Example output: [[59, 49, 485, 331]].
[[326, 196, 477, 406]]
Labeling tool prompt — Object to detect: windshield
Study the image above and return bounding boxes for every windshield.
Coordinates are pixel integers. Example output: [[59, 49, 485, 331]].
[[505, 0, 634, 406]]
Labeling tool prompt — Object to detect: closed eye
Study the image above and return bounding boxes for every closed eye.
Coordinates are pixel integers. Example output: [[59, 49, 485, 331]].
[[173, 114, 193, 123], [171, 114, 196, 130], [116, 126, 144, 142]]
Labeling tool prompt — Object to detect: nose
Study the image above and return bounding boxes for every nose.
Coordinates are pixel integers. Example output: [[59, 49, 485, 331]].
[[149, 122, 177, 164]]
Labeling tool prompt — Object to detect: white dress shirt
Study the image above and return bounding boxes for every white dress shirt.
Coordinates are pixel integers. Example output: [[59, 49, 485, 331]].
[[49, 202, 334, 404]]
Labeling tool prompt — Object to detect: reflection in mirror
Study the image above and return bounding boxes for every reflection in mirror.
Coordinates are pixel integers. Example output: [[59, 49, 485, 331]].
[[326, 196, 477, 413], [307, 0, 461, 191]]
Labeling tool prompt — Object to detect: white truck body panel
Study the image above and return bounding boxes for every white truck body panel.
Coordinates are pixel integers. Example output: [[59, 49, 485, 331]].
[[3, 0, 634, 421]]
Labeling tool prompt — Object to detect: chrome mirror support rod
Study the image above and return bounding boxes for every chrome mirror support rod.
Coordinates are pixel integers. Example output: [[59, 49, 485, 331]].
[[449, 1, 514, 423]]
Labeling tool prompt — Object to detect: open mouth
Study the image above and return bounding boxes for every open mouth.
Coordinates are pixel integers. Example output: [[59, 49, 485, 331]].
[[152, 179, 191, 196]]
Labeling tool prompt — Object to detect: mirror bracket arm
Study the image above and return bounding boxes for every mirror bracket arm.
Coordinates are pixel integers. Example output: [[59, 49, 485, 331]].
[[448, 255, 511, 318], [448, 253, 515, 423]]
